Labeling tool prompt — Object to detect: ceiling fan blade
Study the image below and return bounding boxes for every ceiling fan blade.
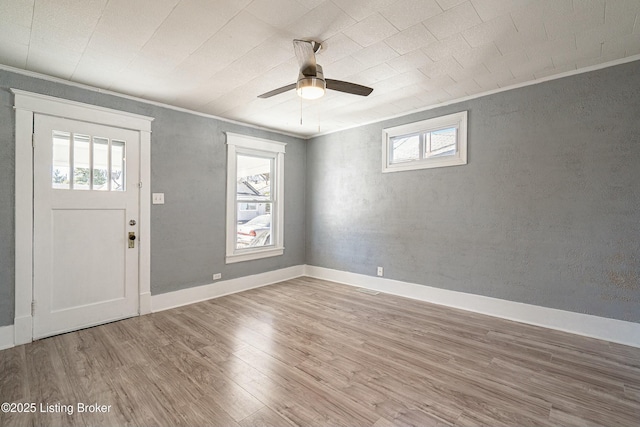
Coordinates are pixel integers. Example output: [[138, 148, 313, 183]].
[[293, 39, 317, 76], [326, 79, 373, 96], [257, 83, 297, 98]]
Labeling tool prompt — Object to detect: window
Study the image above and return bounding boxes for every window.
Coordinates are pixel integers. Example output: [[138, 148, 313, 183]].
[[226, 133, 285, 263], [382, 111, 467, 173], [52, 130, 126, 191]]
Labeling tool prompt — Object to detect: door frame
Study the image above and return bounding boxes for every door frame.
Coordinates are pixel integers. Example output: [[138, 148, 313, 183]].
[[12, 89, 154, 345]]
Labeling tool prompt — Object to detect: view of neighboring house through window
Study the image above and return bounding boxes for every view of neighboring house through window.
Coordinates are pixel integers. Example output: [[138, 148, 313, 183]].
[[235, 154, 272, 248], [382, 111, 467, 172], [225, 133, 285, 264]]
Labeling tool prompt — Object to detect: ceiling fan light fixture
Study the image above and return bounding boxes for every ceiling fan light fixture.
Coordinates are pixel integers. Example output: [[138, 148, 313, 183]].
[[257, 39, 372, 99], [297, 77, 326, 100]]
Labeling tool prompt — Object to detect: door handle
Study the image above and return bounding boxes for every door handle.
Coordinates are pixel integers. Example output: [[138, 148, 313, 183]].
[[128, 232, 136, 248]]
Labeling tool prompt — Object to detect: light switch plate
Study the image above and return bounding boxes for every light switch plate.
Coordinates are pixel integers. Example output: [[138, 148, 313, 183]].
[[152, 193, 165, 204]]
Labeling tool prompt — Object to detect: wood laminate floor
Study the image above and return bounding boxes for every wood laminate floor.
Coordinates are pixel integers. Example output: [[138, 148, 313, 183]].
[[1, 277, 639, 426]]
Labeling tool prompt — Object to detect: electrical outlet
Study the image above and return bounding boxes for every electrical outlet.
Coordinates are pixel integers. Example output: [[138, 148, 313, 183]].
[[377, 266, 383, 277], [213, 273, 222, 280]]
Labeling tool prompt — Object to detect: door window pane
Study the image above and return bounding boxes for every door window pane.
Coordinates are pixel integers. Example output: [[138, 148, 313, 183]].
[[111, 140, 125, 191], [93, 137, 109, 191], [52, 131, 71, 189], [73, 134, 91, 190]]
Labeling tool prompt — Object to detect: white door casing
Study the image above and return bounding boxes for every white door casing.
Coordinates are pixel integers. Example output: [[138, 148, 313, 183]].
[[12, 89, 153, 344], [33, 115, 139, 338]]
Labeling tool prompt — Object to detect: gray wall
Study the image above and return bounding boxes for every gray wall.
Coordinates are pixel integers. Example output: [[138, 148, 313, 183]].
[[0, 70, 306, 327], [306, 60, 640, 323], [2, 60, 639, 328], [0, 85, 14, 327]]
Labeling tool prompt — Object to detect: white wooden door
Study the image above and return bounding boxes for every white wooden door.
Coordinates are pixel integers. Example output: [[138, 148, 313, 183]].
[[33, 114, 140, 339]]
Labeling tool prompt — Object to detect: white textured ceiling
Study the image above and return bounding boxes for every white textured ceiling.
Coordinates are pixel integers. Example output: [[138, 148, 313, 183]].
[[1, 0, 639, 137]]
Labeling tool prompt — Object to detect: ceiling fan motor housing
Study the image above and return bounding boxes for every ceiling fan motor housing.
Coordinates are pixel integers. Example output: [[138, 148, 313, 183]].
[[297, 65, 326, 99]]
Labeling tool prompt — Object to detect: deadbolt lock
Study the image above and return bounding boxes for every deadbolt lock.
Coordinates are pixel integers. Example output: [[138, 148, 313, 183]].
[[128, 232, 136, 248]]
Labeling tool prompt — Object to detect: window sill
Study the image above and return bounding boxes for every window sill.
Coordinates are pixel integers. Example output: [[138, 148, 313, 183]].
[[225, 247, 284, 264], [382, 155, 467, 173]]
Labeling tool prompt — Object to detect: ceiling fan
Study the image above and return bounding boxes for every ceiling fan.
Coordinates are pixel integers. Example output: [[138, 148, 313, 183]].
[[258, 39, 373, 100]]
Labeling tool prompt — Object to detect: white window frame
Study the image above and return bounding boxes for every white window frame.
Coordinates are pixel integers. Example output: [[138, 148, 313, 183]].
[[382, 111, 467, 173], [226, 133, 286, 264]]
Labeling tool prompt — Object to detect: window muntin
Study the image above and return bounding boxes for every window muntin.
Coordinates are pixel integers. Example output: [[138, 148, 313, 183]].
[[383, 111, 467, 172], [226, 133, 285, 263]]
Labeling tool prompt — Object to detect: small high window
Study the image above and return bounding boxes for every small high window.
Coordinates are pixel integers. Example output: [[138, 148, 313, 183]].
[[382, 111, 467, 172]]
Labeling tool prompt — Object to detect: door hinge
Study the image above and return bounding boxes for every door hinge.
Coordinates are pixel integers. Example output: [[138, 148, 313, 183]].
[[31, 133, 35, 147], [31, 300, 35, 316], [137, 182, 142, 189]]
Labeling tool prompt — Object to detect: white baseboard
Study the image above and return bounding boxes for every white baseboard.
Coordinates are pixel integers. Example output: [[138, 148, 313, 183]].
[[4, 265, 637, 350], [139, 292, 152, 315], [0, 325, 14, 350], [13, 315, 32, 346], [304, 265, 640, 348], [151, 265, 306, 312]]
